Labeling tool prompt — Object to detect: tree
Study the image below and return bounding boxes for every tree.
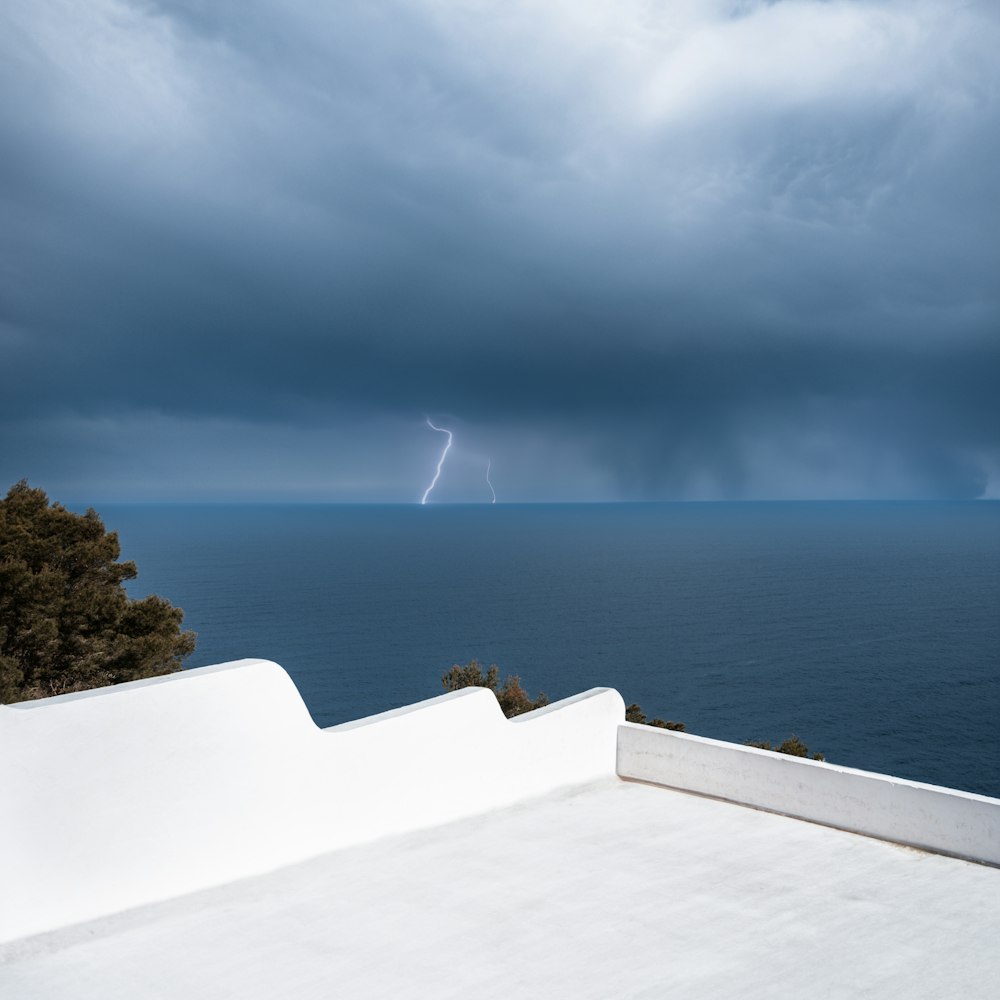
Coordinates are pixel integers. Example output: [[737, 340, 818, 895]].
[[441, 664, 824, 759], [0, 481, 196, 703], [746, 735, 825, 761], [442, 659, 549, 718], [625, 702, 685, 731]]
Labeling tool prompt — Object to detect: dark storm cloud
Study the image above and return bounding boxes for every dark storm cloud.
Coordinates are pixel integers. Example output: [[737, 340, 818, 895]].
[[1, 0, 998, 499]]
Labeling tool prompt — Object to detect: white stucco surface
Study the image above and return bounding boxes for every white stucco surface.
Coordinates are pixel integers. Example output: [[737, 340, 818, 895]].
[[0, 660, 624, 942], [3, 777, 998, 1000]]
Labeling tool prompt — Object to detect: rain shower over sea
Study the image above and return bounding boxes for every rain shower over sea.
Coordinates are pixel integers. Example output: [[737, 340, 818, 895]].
[[102, 501, 1000, 798]]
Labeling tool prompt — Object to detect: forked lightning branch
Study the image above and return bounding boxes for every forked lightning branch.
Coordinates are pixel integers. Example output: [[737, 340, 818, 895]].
[[421, 417, 495, 504]]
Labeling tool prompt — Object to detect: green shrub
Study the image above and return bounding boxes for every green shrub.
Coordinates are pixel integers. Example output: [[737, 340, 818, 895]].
[[0, 481, 196, 703], [746, 734, 825, 761], [442, 659, 549, 718]]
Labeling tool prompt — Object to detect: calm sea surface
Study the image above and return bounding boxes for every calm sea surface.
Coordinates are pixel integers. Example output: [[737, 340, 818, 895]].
[[97, 502, 999, 797]]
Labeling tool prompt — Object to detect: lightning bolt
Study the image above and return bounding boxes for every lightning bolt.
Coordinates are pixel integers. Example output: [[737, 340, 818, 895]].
[[421, 417, 453, 504], [486, 458, 496, 504]]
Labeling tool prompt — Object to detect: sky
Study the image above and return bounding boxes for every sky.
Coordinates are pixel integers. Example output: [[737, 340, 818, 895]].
[[1, 0, 998, 502]]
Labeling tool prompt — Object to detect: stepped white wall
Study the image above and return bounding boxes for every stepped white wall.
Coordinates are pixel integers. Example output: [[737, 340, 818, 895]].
[[0, 660, 624, 943]]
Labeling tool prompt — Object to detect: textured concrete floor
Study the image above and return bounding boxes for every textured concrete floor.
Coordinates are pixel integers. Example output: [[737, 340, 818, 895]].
[[3, 777, 998, 999]]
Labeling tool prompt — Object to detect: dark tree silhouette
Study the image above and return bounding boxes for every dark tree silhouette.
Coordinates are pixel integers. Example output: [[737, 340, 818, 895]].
[[442, 659, 549, 717], [0, 481, 196, 703], [746, 735, 825, 761], [441, 665, 824, 759], [625, 702, 685, 731]]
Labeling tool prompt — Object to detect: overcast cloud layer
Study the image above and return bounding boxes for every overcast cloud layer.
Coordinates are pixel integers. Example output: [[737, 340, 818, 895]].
[[1, 0, 998, 501]]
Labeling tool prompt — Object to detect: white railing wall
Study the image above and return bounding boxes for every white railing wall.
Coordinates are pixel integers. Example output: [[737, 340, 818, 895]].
[[617, 722, 1000, 867]]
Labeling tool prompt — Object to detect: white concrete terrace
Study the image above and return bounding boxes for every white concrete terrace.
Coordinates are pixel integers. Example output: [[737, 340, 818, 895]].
[[2, 660, 998, 998]]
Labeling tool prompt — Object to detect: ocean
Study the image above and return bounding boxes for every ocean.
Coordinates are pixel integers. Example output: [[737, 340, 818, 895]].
[[98, 501, 1000, 798]]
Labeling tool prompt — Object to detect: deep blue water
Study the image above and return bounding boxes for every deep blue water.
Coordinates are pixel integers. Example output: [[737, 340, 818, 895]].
[[96, 502, 1000, 798]]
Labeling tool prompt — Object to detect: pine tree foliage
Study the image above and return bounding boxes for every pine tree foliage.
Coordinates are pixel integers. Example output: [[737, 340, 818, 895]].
[[0, 481, 196, 703], [441, 663, 825, 759], [442, 659, 549, 718], [746, 735, 825, 761], [625, 702, 685, 731]]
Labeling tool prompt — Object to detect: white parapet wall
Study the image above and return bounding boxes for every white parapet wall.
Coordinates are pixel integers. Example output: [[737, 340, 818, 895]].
[[0, 660, 625, 944], [617, 722, 1000, 866]]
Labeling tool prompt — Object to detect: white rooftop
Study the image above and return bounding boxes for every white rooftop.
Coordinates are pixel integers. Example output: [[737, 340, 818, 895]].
[[2, 660, 998, 998]]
